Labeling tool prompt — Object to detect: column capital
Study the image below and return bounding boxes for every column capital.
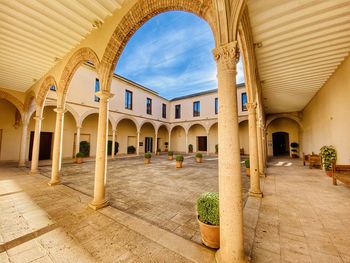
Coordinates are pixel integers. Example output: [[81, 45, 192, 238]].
[[76, 125, 82, 129], [212, 41, 240, 70], [247, 102, 257, 114], [33, 116, 44, 121], [95, 90, 114, 101], [54, 107, 67, 114]]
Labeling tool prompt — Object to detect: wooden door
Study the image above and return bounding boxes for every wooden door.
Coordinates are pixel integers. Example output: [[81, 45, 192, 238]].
[[197, 136, 207, 151], [28, 131, 53, 161]]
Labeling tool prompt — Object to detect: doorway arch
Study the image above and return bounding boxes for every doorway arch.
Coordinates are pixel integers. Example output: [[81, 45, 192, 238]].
[[272, 132, 290, 156]]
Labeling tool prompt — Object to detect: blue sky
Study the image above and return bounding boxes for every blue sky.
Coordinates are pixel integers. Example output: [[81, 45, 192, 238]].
[[115, 11, 245, 99]]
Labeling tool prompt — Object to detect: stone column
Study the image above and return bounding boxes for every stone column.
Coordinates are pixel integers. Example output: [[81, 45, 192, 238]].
[[75, 126, 81, 156], [18, 119, 29, 167], [49, 107, 66, 186], [111, 129, 116, 159], [247, 102, 263, 198], [213, 42, 247, 263], [206, 131, 210, 156], [168, 130, 171, 151], [89, 90, 113, 210], [154, 131, 158, 153], [257, 119, 265, 176], [30, 107, 43, 175], [185, 131, 189, 154], [136, 130, 140, 155]]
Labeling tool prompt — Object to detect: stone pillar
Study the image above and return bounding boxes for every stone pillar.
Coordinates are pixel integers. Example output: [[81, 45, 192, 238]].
[[111, 129, 116, 159], [247, 102, 263, 198], [257, 120, 264, 176], [206, 131, 210, 156], [18, 119, 29, 167], [89, 90, 113, 210], [75, 126, 81, 156], [168, 130, 171, 151], [185, 131, 189, 154], [213, 42, 247, 263], [49, 107, 66, 186], [30, 107, 43, 175], [154, 131, 158, 153], [136, 130, 140, 155]]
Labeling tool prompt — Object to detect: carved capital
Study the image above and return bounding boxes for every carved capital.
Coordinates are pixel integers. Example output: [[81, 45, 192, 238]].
[[212, 41, 240, 70], [54, 108, 67, 114], [246, 102, 257, 114], [95, 90, 114, 101]]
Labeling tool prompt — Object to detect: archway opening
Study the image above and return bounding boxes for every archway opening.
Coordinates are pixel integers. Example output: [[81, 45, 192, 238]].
[[157, 125, 169, 152], [272, 132, 290, 156], [115, 119, 137, 155], [188, 124, 207, 152], [140, 122, 156, 153], [170, 125, 186, 153]]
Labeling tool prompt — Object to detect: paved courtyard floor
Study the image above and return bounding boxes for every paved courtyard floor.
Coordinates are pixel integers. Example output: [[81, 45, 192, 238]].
[[38, 154, 250, 244]]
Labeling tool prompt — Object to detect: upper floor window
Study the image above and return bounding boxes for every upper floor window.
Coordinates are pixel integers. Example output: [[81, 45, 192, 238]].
[[94, 78, 100, 102], [50, 85, 56, 91], [146, 98, 152, 115], [193, 101, 200, 117], [125, 90, 133, 110], [215, 98, 218, 115], [242, 92, 247, 111], [175, 104, 181, 119], [162, 103, 166, 118]]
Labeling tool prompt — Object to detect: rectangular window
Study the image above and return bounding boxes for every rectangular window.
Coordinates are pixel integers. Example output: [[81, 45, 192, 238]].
[[193, 101, 200, 117], [50, 85, 56, 91], [162, 103, 166, 118], [242, 92, 248, 111], [175, 104, 181, 119], [215, 97, 218, 114], [146, 98, 152, 115], [94, 78, 100, 102], [125, 90, 133, 110]]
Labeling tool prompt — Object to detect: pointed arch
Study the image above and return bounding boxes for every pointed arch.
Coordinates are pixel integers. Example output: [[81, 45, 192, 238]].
[[36, 75, 58, 108], [0, 89, 25, 120]]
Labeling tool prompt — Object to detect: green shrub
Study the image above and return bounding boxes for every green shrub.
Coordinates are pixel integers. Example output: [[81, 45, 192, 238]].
[[79, 141, 90, 157], [127, 145, 136, 154], [144, 153, 152, 159], [188, 144, 193, 153], [290, 142, 299, 148], [76, 152, 84, 158], [215, 144, 218, 153], [168, 151, 173, 156], [176, 155, 184, 162], [197, 192, 219, 226], [320, 145, 337, 171], [195, 153, 203, 158], [245, 159, 250, 168]]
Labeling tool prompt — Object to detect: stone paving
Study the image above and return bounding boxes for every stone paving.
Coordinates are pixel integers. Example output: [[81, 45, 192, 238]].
[[251, 158, 350, 263], [38, 154, 250, 245]]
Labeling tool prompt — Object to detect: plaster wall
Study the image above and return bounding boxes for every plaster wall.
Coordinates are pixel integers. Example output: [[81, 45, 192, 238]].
[[170, 126, 186, 153], [116, 119, 137, 155]]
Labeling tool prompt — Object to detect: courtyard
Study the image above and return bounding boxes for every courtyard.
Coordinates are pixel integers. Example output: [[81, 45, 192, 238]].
[[37, 154, 251, 244]]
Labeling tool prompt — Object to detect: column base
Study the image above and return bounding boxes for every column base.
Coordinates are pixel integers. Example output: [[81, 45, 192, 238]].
[[48, 180, 61, 186], [215, 249, 248, 263], [88, 199, 109, 210], [248, 190, 263, 198], [18, 163, 26, 168], [29, 170, 40, 176]]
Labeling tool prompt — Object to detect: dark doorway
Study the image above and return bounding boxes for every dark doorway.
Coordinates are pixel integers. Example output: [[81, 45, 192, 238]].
[[145, 137, 153, 153], [272, 132, 289, 156], [197, 136, 207, 151], [29, 131, 53, 161]]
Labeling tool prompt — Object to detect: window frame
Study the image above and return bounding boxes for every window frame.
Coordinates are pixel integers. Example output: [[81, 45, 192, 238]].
[[241, 92, 248, 111], [215, 97, 218, 115], [162, 103, 166, 119], [146, 97, 152, 115], [175, 104, 181, 119], [125, 89, 133, 110], [193, 101, 200, 117], [94, 78, 100, 102]]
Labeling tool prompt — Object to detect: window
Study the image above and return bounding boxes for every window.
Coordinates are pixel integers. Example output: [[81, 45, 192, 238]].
[[175, 104, 181, 119], [193, 101, 200, 117], [146, 98, 152, 115], [162, 103, 166, 118], [50, 85, 56, 91], [94, 78, 100, 102], [242, 92, 248, 111], [215, 98, 218, 114], [125, 90, 133, 110]]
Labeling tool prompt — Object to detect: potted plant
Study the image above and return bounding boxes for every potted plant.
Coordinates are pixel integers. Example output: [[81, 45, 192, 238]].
[[76, 152, 84, 164], [156, 148, 161, 155], [215, 144, 218, 154], [320, 145, 337, 177], [168, 151, 174, 160], [245, 159, 250, 176], [195, 153, 203, 163], [80, 141, 90, 157], [144, 153, 152, 164], [188, 144, 193, 153], [290, 142, 299, 158], [176, 155, 184, 168], [127, 145, 136, 154], [197, 192, 220, 249]]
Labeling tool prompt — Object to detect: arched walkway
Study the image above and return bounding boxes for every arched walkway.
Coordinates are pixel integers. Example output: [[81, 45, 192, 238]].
[[170, 125, 186, 153], [115, 118, 138, 155], [139, 122, 156, 153], [208, 122, 218, 154], [187, 123, 207, 153], [239, 120, 249, 155], [157, 124, 170, 152]]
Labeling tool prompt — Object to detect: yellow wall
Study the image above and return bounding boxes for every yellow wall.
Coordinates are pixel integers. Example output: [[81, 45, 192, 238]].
[[188, 124, 207, 152], [116, 119, 137, 155], [302, 55, 350, 164], [208, 123, 218, 154], [239, 120, 249, 155], [171, 126, 186, 153]]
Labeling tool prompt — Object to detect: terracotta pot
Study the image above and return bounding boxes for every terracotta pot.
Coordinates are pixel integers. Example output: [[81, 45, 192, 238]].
[[197, 218, 220, 249], [168, 156, 173, 160], [176, 161, 183, 168], [246, 168, 250, 176], [325, 170, 332, 177], [156, 152, 160, 156], [144, 158, 151, 164], [196, 157, 202, 163], [76, 157, 83, 164]]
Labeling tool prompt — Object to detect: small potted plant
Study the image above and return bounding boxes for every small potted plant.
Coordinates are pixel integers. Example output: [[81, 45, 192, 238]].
[[76, 152, 84, 164], [197, 192, 220, 249], [245, 159, 250, 176], [127, 145, 136, 154], [188, 144, 193, 153], [215, 144, 218, 154], [320, 145, 337, 177], [144, 153, 152, 164], [156, 148, 161, 155], [290, 142, 299, 158], [168, 151, 174, 160], [176, 155, 184, 168], [195, 153, 203, 163]]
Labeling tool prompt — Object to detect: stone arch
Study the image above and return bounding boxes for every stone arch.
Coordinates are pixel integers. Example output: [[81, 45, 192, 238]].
[[156, 123, 170, 133], [0, 90, 25, 120], [139, 120, 157, 133], [170, 124, 186, 133], [35, 75, 58, 108], [79, 108, 115, 130], [187, 122, 209, 134], [115, 116, 140, 131], [266, 114, 304, 131], [99, 0, 218, 92], [59, 47, 100, 97], [44, 100, 80, 127], [208, 121, 218, 132]]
